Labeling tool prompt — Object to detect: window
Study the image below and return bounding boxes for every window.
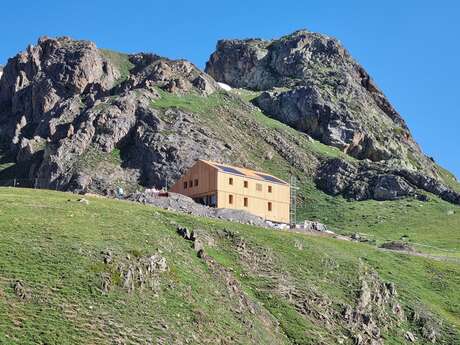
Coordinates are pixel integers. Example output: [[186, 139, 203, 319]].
[[194, 179, 198, 187], [268, 202, 272, 211], [189, 180, 193, 188], [244, 181, 248, 188], [229, 177, 233, 185], [256, 183, 262, 192], [229, 194, 233, 204], [183, 181, 188, 189], [244, 197, 248, 207], [268, 185, 272, 193]]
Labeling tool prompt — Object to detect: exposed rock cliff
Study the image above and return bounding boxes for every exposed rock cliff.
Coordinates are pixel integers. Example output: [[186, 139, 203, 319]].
[[316, 158, 460, 204], [206, 30, 460, 203], [0, 36, 316, 195], [0, 37, 226, 193], [206, 30, 437, 170]]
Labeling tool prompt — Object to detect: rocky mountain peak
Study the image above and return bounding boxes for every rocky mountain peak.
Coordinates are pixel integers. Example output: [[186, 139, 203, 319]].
[[119, 52, 219, 96], [1, 36, 117, 101], [205, 30, 432, 174], [0, 36, 228, 193], [207, 29, 352, 90], [0, 36, 118, 143]]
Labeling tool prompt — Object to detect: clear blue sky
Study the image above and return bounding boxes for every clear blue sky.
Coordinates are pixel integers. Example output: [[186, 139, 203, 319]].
[[1, 1, 459, 178]]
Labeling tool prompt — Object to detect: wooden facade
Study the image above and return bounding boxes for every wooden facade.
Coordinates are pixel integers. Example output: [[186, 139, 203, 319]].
[[169, 160, 290, 223]]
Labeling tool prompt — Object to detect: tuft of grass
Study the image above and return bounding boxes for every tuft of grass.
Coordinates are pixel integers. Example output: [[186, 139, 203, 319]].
[[100, 49, 134, 84], [230, 88, 262, 102], [151, 88, 227, 115], [110, 148, 122, 162], [392, 126, 407, 137], [435, 164, 460, 193], [76, 146, 121, 170]]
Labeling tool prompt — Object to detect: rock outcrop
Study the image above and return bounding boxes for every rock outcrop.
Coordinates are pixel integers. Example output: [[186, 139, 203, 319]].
[[206, 29, 460, 204], [0, 37, 226, 193], [98, 250, 168, 295], [118, 53, 220, 96], [206, 30, 436, 176], [0, 37, 116, 139], [0, 36, 322, 196], [316, 158, 460, 204]]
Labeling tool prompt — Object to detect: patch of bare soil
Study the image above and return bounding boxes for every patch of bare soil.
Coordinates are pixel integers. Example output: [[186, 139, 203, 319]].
[[380, 241, 416, 252]]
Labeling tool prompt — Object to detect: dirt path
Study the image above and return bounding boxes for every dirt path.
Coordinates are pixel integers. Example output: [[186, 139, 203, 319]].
[[378, 248, 460, 264], [283, 227, 460, 264]]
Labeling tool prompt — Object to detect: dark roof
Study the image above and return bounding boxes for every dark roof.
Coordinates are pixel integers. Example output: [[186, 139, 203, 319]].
[[200, 160, 289, 185]]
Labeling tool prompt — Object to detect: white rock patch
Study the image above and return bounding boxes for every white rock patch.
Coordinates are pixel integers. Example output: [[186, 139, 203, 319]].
[[217, 82, 232, 91]]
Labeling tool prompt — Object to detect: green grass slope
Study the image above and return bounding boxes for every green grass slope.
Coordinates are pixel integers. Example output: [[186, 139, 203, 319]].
[[0, 188, 458, 344], [150, 88, 460, 258]]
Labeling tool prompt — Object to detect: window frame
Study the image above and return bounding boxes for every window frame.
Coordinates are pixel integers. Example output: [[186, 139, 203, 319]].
[[268, 202, 272, 211], [229, 194, 234, 204], [229, 177, 234, 185], [243, 197, 248, 207]]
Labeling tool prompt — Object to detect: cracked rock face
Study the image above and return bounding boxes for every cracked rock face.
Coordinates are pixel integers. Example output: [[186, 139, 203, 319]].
[[206, 29, 460, 204], [315, 158, 417, 201], [316, 158, 460, 204], [0, 37, 226, 194], [0, 37, 117, 138], [122, 53, 220, 96], [206, 30, 436, 176]]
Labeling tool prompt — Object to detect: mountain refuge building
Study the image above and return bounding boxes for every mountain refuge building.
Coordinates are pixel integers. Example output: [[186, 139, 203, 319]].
[[169, 160, 290, 223]]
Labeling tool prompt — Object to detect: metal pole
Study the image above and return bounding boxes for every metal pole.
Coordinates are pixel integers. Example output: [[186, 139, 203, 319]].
[[13, 178, 16, 188], [290, 175, 298, 229], [34, 178, 38, 189]]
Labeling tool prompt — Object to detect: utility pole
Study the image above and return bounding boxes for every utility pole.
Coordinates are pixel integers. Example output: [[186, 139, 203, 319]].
[[290, 175, 299, 229]]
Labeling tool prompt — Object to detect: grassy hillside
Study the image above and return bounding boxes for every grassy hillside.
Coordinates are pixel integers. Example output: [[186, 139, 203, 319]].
[[150, 89, 460, 258], [1, 87, 459, 261], [0, 188, 458, 344]]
